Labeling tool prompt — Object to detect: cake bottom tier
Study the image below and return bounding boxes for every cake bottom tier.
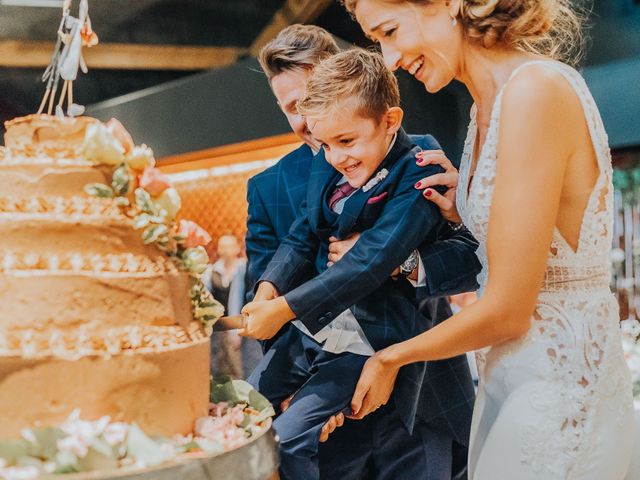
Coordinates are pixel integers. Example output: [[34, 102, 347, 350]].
[[0, 337, 210, 439]]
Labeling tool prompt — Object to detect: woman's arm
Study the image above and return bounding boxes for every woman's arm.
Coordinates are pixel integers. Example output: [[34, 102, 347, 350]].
[[351, 65, 584, 417]]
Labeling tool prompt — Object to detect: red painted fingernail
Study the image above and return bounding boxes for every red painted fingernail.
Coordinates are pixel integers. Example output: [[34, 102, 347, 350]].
[[425, 189, 433, 197], [415, 181, 422, 188]]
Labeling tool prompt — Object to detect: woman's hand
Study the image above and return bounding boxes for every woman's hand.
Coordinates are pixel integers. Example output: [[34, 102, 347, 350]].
[[349, 350, 400, 420], [238, 297, 295, 340], [327, 233, 360, 267], [415, 150, 462, 224]]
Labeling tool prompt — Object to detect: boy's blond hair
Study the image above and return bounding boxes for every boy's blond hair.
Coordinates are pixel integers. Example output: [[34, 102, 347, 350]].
[[258, 24, 340, 82], [297, 48, 400, 122]]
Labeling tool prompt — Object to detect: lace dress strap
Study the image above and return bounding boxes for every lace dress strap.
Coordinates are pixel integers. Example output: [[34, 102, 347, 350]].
[[505, 61, 611, 174]]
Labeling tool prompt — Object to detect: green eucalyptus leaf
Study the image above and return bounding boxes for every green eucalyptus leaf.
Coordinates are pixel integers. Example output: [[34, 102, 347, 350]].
[[0, 438, 29, 462], [210, 381, 242, 405], [248, 388, 274, 414], [111, 163, 131, 196], [114, 196, 130, 207], [84, 183, 115, 198], [141, 224, 169, 245], [133, 213, 151, 230], [175, 440, 200, 453], [24, 427, 65, 460], [15, 455, 43, 468], [76, 440, 119, 472], [135, 188, 159, 215], [126, 424, 171, 467]]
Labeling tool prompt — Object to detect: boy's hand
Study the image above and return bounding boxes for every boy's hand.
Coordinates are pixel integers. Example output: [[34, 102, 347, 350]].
[[327, 233, 360, 266], [238, 297, 295, 340]]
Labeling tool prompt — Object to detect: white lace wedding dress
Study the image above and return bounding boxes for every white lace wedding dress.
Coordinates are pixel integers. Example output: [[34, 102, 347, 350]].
[[457, 60, 635, 479]]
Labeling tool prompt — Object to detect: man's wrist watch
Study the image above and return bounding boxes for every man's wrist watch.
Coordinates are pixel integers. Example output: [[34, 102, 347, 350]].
[[448, 221, 464, 232], [399, 250, 419, 277]]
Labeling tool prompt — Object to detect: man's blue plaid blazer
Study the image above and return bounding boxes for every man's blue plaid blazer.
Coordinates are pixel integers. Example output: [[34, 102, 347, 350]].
[[258, 129, 478, 441], [245, 143, 314, 298]]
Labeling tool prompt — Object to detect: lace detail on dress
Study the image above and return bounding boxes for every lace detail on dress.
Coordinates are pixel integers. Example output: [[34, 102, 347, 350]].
[[458, 60, 633, 478]]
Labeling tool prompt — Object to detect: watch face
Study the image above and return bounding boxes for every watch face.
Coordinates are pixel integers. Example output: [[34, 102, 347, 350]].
[[401, 251, 419, 274]]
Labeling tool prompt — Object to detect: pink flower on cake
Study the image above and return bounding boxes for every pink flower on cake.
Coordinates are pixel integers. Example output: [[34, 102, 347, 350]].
[[139, 167, 171, 197], [177, 220, 212, 248], [105, 118, 134, 154]]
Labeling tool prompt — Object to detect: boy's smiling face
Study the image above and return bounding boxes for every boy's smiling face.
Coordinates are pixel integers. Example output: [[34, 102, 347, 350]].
[[308, 105, 403, 188]]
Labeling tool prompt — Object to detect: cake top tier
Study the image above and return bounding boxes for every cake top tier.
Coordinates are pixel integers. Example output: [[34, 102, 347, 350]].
[[4, 115, 99, 158]]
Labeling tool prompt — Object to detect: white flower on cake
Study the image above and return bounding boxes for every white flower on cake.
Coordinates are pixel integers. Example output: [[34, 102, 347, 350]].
[[181, 246, 209, 275], [102, 422, 128, 446], [81, 123, 125, 165], [152, 187, 182, 221], [126, 144, 155, 171]]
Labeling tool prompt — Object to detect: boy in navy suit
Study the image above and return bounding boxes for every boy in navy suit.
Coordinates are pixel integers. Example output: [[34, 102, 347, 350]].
[[241, 49, 462, 480]]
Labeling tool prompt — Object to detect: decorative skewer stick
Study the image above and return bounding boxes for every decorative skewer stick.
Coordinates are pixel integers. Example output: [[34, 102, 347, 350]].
[[37, 88, 51, 115], [57, 80, 68, 109]]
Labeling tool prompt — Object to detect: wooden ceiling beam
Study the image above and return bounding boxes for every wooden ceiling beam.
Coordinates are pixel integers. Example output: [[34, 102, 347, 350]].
[[250, 0, 333, 57], [0, 40, 248, 70]]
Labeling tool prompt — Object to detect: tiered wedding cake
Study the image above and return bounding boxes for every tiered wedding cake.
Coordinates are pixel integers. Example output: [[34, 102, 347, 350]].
[[0, 114, 218, 439]]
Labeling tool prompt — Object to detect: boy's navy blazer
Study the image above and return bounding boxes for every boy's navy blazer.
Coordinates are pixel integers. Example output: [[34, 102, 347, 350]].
[[260, 129, 471, 434]]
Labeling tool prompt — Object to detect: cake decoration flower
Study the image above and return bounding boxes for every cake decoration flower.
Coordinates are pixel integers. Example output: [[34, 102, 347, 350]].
[[126, 145, 155, 171], [105, 118, 134, 154], [152, 187, 182, 221], [139, 167, 171, 197], [81, 123, 125, 165], [177, 220, 212, 249], [181, 246, 210, 275]]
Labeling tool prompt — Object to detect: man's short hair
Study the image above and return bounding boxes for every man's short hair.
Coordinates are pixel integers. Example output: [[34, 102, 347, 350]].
[[258, 24, 340, 81], [297, 48, 400, 122]]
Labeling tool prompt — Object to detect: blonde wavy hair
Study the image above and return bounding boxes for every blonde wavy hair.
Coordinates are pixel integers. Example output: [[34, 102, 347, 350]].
[[297, 48, 400, 122], [342, 0, 590, 66]]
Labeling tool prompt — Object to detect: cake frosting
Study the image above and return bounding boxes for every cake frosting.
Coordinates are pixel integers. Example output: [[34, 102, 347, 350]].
[[0, 115, 216, 439]]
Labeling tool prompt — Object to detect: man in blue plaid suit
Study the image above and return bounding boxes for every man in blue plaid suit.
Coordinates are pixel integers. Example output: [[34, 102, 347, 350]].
[[242, 48, 480, 480], [246, 25, 479, 480]]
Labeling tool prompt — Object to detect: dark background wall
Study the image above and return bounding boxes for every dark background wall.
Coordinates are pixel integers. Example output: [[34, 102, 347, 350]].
[[82, 0, 640, 162]]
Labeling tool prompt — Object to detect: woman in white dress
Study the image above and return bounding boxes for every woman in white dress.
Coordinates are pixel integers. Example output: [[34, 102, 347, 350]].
[[341, 0, 635, 478]]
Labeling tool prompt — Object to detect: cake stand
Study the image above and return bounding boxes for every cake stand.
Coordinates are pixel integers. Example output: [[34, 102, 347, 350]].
[[41, 425, 279, 480]]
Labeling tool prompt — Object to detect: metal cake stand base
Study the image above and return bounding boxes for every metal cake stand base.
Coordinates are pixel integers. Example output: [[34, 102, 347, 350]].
[[44, 427, 279, 480]]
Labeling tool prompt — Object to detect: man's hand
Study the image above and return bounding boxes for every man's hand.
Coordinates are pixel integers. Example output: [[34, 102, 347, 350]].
[[281, 394, 345, 442], [327, 233, 360, 267], [254, 281, 279, 302], [238, 297, 295, 340]]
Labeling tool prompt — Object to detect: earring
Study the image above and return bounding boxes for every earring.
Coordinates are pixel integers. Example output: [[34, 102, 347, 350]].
[[451, 16, 458, 27]]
